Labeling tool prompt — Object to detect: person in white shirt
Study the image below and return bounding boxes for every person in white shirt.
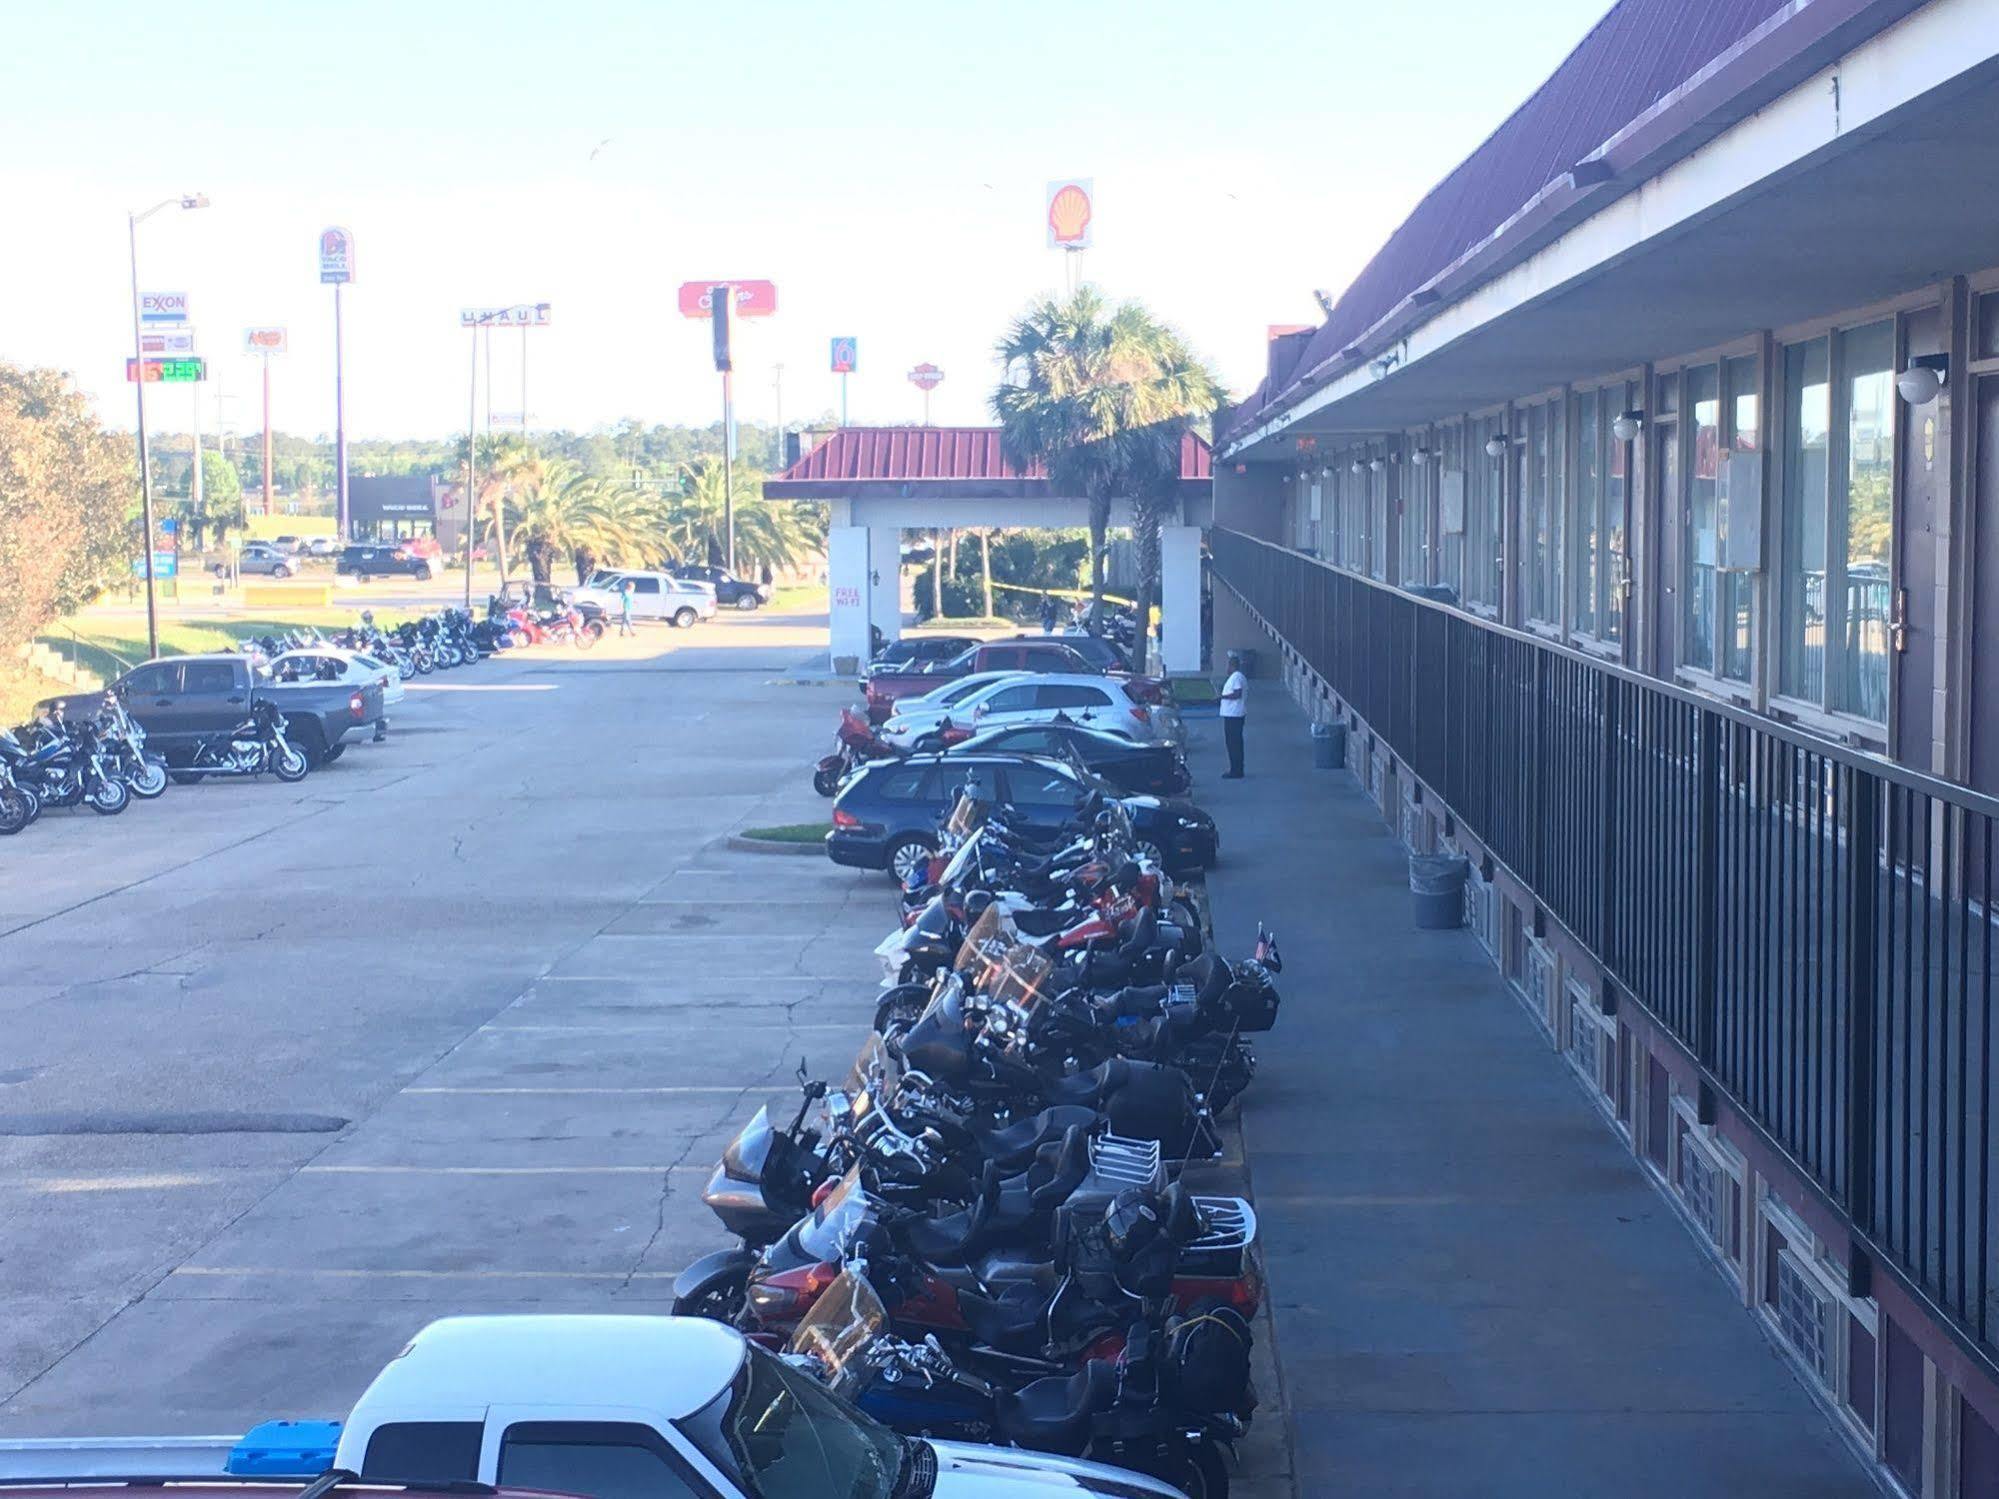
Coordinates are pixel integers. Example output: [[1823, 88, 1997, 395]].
[[1219, 651, 1247, 778]]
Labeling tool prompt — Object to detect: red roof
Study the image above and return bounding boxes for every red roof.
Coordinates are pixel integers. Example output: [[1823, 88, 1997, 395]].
[[776, 427, 1212, 484]]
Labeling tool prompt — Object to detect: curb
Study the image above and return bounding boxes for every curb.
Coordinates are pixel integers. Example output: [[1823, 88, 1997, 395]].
[[725, 833, 825, 857]]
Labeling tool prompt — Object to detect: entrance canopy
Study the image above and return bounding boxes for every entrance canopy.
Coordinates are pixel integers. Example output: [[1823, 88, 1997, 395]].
[[766, 426, 1213, 673]]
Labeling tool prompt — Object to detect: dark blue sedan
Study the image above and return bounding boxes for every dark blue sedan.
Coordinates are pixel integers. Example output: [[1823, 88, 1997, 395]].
[[827, 751, 1217, 883]]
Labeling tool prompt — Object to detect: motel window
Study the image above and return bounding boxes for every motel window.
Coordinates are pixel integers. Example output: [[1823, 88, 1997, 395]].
[[1681, 358, 1758, 684], [1570, 382, 1633, 646], [1307, 477, 1322, 556], [1777, 321, 1893, 722], [1438, 423, 1464, 599], [1400, 440, 1430, 588], [1369, 452, 1390, 581], [1524, 398, 1563, 626], [1466, 416, 1503, 612]]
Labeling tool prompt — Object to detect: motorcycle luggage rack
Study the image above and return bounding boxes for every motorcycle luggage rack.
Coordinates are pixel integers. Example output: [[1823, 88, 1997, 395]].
[[1086, 1133, 1163, 1188], [1181, 1195, 1256, 1277]]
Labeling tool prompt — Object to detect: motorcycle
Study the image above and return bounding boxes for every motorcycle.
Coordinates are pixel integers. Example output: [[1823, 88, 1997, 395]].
[[788, 1265, 1249, 1498], [95, 693, 169, 799], [815, 707, 904, 797], [0, 758, 35, 834], [176, 699, 310, 783], [3, 709, 129, 815]]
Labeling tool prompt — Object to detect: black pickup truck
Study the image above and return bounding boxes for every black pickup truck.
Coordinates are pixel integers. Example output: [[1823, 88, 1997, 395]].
[[44, 653, 384, 768]]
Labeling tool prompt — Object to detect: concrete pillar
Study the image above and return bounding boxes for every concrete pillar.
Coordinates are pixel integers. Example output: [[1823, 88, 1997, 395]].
[[828, 522, 872, 673], [868, 524, 903, 645], [1160, 525, 1202, 675]]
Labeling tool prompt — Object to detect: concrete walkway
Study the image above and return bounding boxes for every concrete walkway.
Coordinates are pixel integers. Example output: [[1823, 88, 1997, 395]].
[[1200, 683, 1876, 1498]]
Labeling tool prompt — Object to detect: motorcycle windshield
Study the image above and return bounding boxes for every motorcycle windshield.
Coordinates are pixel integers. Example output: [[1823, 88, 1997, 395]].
[[944, 790, 989, 839], [934, 830, 981, 889], [796, 1168, 875, 1262], [720, 1106, 774, 1183], [954, 904, 1019, 975], [842, 1035, 900, 1101], [987, 941, 1054, 1015], [785, 1267, 889, 1375]]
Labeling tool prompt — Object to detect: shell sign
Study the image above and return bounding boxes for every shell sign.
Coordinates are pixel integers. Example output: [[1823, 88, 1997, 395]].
[[1045, 178, 1094, 250]]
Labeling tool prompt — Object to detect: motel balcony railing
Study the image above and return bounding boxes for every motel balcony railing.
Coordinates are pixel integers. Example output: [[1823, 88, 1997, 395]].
[[1210, 526, 1999, 1375]]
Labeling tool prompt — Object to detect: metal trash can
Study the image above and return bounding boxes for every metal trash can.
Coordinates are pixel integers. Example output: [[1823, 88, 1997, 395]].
[[1409, 854, 1470, 930], [1310, 720, 1346, 770]]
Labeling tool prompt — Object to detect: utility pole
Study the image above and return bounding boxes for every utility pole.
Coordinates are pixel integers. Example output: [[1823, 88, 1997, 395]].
[[772, 362, 784, 470], [464, 323, 479, 610]]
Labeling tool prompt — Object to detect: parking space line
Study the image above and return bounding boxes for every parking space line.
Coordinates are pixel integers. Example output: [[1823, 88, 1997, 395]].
[[404, 1086, 772, 1095], [171, 1266, 677, 1280], [300, 1164, 712, 1175]]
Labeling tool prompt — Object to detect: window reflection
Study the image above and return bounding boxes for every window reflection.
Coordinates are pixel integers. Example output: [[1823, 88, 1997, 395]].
[[1686, 365, 1720, 674], [1780, 339, 1831, 703], [1721, 355, 1757, 683], [1837, 321, 1894, 721]]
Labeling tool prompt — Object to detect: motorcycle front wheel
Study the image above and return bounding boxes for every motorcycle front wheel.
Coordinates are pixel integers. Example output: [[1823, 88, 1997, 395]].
[[129, 760, 169, 799], [812, 765, 840, 797], [0, 786, 30, 835], [88, 778, 130, 815], [273, 746, 311, 783], [573, 626, 598, 651], [669, 1276, 746, 1325]]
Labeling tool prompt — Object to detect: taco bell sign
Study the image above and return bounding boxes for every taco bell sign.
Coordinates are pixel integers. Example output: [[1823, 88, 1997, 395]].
[[319, 226, 355, 285]]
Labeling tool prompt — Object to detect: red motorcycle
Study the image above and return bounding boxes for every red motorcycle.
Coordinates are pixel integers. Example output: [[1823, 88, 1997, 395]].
[[814, 706, 903, 796]]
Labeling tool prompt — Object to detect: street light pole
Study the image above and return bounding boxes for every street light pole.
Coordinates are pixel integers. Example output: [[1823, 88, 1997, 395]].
[[126, 193, 207, 662], [465, 322, 479, 612]]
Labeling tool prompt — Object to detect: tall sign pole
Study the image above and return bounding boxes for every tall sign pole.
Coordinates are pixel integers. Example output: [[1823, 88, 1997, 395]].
[[465, 319, 479, 611], [711, 283, 735, 575], [678, 280, 775, 575], [907, 363, 945, 427], [319, 228, 355, 536], [1046, 179, 1095, 296], [460, 304, 550, 589], [831, 337, 856, 429], [127, 216, 159, 661], [243, 329, 288, 517]]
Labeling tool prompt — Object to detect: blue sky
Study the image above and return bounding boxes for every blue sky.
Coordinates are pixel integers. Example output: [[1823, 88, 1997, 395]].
[[0, 0, 1613, 442]]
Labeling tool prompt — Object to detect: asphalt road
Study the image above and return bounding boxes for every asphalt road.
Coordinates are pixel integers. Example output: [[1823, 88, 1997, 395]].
[[0, 608, 878, 1435]]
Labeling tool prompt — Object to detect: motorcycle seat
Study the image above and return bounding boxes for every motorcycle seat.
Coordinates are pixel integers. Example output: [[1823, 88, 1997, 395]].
[[994, 1124, 1091, 1215], [1107, 984, 1169, 1019], [1040, 1060, 1129, 1110], [957, 1282, 1050, 1353], [899, 1166, 999, 1266], [992, 1361, 1117, 1456], [973, 1106, 1099, 1172], [1011, 908, 1074, 938]]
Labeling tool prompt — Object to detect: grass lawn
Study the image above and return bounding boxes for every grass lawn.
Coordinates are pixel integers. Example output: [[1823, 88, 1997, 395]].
[[740, 822, 833, 843], [1170, 675, 1220, 704]]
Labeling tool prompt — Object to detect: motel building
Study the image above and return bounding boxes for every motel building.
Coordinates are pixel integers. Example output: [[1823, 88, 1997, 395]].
[[1210, 0, 1999, 1492]]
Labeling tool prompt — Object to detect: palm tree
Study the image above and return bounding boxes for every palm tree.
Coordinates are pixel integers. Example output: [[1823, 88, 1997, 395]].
[[991, 288, 1219, 636], [658, 458, 822, 574], [503, 460, 621, 584]]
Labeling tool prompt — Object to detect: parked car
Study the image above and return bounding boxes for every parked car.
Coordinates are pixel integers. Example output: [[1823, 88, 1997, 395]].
[[304, 536, 341, 558], [571, 570, 717, 628], [338, 544, 434, 581], [236, 543, 297, 578], [828, 750, 1217, 880], [669, 560, 769, 610], [43, 653, 382, 768], [861, 638, 1100, 722], [270, 646, 405, 707], [868, 634, 977, 669], [878, 671, 1176, 750], [1013, 629, 1131, 672], [946, 718, 1191, 795]]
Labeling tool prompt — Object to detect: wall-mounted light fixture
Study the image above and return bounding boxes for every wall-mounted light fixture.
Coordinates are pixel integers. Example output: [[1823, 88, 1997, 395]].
[[1368, 457, 1386, 473], [1897, 353, 1949, 406], [1350, 458, 1365, 475], [1611, 410, 1644, 442], [1484, 434, 1508, 459], [1411, 447, 1430, 467]]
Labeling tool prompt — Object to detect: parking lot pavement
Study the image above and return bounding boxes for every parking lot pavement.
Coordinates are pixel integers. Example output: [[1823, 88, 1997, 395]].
[[0, 610, 881, 1434]]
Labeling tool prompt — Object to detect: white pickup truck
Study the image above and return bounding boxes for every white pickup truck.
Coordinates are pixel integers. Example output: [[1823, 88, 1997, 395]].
[[0, 1315, 1188, 1499]]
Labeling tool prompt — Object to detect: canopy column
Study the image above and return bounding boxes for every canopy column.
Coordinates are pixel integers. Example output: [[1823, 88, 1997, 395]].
[[1160, 524, 1203, 674]]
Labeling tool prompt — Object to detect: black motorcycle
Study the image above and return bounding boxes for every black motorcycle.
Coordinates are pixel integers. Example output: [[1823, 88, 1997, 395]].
[[175, 700, 310, 783], [3, 710, 129, 815]]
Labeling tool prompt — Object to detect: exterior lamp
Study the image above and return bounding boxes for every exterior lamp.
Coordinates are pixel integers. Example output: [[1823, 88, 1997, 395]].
[[1369, 457, 1386, 472], [1484, 434, 1508, 459], [1611, 410, 1644, 442], [1896, 355, 1948, 406], [1411, 447, 1430, 467], [1349, 458, 1365, 475]]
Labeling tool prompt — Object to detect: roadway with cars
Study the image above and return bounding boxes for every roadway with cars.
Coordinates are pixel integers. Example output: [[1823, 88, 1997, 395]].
[[0, 609, 873, 1433]]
